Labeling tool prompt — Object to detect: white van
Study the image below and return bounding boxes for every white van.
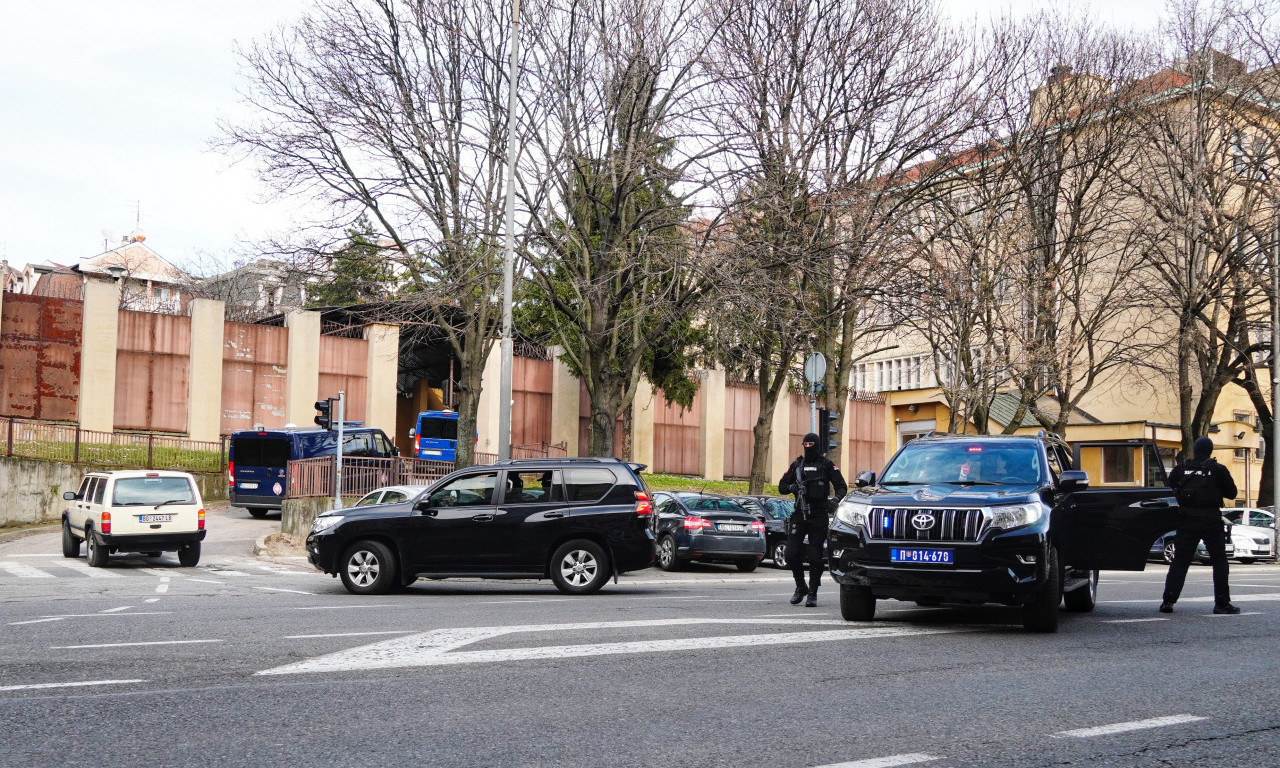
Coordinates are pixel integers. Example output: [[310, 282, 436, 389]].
[[62, 470, 207, 567]]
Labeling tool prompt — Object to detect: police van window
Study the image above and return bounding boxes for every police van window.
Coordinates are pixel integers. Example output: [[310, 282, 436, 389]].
[[419, 417, 459, 441], [299, 432, 338, 458], [564, 467, 618, 502], [342, 433, 372, 457], [373, 432, 394, 457], [233, 437, 292, 467], [91, 478, 106, 504], [502, 471, 564, 504]]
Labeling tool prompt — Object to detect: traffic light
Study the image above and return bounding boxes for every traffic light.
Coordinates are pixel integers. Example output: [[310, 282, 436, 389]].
[[315, 398, 335, 430], [817, 407, 839, 454]]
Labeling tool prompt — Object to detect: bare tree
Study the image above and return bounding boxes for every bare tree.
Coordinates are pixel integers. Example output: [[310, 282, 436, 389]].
[[219, 0, 523, 466]]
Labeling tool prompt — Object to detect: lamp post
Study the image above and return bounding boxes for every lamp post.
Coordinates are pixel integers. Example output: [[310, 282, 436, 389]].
[[1272, 219, 1278, 510], [497, 0, 523, 462]]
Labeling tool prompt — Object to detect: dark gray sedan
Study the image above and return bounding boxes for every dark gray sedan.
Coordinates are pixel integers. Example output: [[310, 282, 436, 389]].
[[649, 491, 766, 572]]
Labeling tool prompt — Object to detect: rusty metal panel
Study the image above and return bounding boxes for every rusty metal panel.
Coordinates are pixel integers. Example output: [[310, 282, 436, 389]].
[[0, 293, 82, 421], [319, 335, 368, 424], [512, 356, 552, 448], [114, 310, 190, 433], [221, 322, 289, 433], [722, 384, 760, 480], [846, 397, 887, 475], [653, 387, 701, 476]]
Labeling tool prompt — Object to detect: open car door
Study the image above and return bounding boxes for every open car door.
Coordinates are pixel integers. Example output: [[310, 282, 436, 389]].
[[1058, 487, 1177, 571]]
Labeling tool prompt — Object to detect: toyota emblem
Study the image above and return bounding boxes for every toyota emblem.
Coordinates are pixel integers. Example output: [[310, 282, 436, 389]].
[[911, 512, 936, 531]]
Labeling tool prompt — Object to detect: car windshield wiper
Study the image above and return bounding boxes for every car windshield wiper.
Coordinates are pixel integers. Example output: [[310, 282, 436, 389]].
[[153, 498, 190, 509], [951, 480, 999, 486], [879, 481, 920, 486]]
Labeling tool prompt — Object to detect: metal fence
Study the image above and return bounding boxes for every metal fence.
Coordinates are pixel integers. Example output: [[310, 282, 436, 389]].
[[285, 441, 569, 499], [0, 416, 225, 473]]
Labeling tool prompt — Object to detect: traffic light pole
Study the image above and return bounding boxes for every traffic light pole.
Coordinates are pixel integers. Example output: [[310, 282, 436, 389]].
[[334, 391, 345, 510]]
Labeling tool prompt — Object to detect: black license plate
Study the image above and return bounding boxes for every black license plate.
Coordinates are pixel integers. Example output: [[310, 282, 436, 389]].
[[890, 548, 954, 564]]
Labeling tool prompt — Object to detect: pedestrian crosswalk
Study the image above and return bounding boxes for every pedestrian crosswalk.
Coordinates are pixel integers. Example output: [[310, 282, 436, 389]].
[[0, 555, 314, 580]]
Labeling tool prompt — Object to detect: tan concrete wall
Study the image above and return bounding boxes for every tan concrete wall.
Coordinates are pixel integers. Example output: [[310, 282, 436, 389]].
[[363, 323, 400, 439], [549, 346, 579, 457], [476, 342, 502, 454], [699, 368, 726, 481], [78, 280, 119, 432], [187, 299, 225, 442], [284, 310, 321, 427], [770, 394, 791, 483], [631, 376, 655, 469]]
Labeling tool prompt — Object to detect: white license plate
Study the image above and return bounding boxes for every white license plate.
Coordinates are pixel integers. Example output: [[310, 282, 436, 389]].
[[424, 450, 442, 457], [239, 482, 259, 490], [718, 524, 746, 532], [138, 514, 173, 523]]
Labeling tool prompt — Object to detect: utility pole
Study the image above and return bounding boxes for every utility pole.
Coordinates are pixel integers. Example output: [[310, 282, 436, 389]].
[[497, 0, 523, 462], [334, 391, 345, 510], [1272, 220, 1278, 510]]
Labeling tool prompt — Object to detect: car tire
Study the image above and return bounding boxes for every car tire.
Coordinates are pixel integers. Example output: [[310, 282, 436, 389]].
[[914, 598, 942, 607], [656, 535, 683, 572], [249, 509, 268, 519], [339, 540, 398, 595], [771, 541, 788, 569], [1238, 558, 1256, 565], [1063, 569, 1098, 612], [1022, 546, 1061, 632], [178, 542, 201, 567], [86, 532, 109, 568], [1163, 540, 1176, 564], [550, 539, 611, 595], [736, 559, 759, 573], [840, 585, 876, 621], [61, 519, 81, 558]]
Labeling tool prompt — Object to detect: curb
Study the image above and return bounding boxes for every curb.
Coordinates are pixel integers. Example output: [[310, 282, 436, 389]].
[[0, 523, 58, 546]]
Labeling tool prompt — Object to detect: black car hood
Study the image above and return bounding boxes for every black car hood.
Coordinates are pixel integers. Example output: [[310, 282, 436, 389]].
[[851, 483, 1039, 507], [325, 501, 414, 519]]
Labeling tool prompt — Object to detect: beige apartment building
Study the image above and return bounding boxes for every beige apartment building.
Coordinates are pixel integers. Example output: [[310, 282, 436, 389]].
[[850, 52, 1278, 505]]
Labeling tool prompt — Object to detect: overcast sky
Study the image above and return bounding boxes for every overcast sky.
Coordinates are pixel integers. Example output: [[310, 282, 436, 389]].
[[0, 0, 1169, 273]]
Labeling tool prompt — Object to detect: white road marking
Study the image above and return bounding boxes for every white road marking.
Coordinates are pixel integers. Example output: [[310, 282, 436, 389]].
[[9, 617, 66, 625], [1057, 714, 1205, 738], [46, 560, 123, 578], [186, 579, 225, 585], [1205, 611, 1262, 617], [1103, 618, 1169, 623], [253, 586, 314, 595], [51, 639, 223, 649], [813, 754, 939, 768], [478, 599, 572, 604], [1102, 592, 1280, 604], [144, 598, 161, 603], [28, 612, 171, 619], [99, 606, 133, 614], [0, 679, 146, 692], [139, 568, 181, 579], [155, 582, 169, 594], [285, 631, 415, 639], [293, 604, 396, 611], [0, 562, 54, 578], [6, 554, 62, 557], [258, 618, 965, 676]]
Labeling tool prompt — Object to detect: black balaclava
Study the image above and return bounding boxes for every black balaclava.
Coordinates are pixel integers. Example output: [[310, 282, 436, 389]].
[[1193, 436, 1214, 459], [803, 432, 821, 461]]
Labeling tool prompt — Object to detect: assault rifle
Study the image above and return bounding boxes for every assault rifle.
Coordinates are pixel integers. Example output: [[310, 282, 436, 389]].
[[787, 458, 810, 534]]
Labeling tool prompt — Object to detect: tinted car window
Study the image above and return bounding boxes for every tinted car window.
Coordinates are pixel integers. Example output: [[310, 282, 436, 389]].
[[687, 498, 747, 513], [76, 477, 92, 498], [881, 441, 1045, 485], [735, 498, 764, 515], [355, 492, 382, 507], [91, 478, 105, 504], [503, 471, 564, 504], [112, 477, 195, 506], [233, 437, 292, 467], [382, 491, 408, 504], [763, 500, 791, 519], [564, 467, 617, 502], [419, 417, 458, 441], [428, 473, 498, 507]]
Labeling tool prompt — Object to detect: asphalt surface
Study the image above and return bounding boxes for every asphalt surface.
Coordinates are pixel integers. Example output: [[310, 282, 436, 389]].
[[1, 505, 1278, 768]]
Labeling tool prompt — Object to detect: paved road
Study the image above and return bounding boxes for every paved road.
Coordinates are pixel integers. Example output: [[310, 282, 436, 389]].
[[1, 505, 1278, 767]]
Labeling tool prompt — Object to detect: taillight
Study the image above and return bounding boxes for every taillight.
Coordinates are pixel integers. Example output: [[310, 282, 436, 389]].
[[750, 520, 765, 532], [414, 433, 420, 454], [228, 461, 235, 487], [101, 511, 111, 534], [683, 516, 711, 530], [634, 491, 652, 516], [198, 509, 205, 531]]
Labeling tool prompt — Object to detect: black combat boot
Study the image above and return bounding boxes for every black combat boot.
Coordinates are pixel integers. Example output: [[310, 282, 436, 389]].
[[790, 587, 806, 605], [805, 590, 818, 607]]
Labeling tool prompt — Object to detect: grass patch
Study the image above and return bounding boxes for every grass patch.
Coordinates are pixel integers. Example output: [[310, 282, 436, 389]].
[[642, 472, 781, 497]]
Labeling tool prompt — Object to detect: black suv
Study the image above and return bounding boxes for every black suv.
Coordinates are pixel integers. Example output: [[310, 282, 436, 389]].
[[828, 434, 1175, 632], [306, 458, 655, 595]]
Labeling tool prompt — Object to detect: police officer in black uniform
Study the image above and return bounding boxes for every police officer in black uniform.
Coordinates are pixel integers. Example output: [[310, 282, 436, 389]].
[[1161, 436, 1239, 614], [778, 432, 847, 607]]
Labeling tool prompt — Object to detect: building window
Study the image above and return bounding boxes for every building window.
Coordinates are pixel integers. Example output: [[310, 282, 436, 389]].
[[1102, 445, 1134, 484], [1234, 447, 1250, 461], [1234, 411, 1253, 426]]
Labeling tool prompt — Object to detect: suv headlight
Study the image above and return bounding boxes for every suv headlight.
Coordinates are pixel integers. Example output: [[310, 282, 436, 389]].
[[311, 515, 344, 534], [987, 503, 1044, 532], [835, 500, 871, 530]]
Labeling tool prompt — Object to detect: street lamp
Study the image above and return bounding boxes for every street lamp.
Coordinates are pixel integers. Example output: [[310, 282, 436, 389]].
[[106, 264, 125, 282], [497, 0, 523, 462]]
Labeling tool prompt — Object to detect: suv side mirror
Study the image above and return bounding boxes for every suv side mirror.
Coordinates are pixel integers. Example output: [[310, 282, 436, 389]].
[[1059, 470, 1089, 493], [63, 491, 78, 501], [855, 471, 875, 488]]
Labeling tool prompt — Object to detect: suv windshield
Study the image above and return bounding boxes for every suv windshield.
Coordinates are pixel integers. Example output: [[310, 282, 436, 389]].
[[880, 441, 1045, 486], [112, 477, 196, 506]]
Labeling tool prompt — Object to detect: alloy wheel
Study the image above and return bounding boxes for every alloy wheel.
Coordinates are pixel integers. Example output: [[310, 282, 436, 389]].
[[346, 549, 381, 588], [558, 548, 599, 588]]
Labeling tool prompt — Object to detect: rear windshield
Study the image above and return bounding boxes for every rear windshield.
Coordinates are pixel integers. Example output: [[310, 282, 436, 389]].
[[232, 438, 292, 468], [419, 417, 459, 441], [685, 497, 749, 513], [112, 477, 196, 506]]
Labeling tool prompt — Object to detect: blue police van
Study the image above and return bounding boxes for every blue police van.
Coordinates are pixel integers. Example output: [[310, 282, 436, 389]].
[[228, 426, 397, 517], [409, 410, 462, 462]]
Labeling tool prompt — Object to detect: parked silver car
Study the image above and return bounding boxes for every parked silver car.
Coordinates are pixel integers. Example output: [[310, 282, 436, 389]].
[[1223, 508, 1276, 563]]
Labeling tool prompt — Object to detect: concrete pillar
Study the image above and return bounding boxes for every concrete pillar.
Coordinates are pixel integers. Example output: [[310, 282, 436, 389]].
[[549, 346, 579, 456], [475, 342, 502, 454], [363, 323, 400, 440], [186, 298, 225, 442], [699, 368, 726, 481], [283, 310, 321, 427], [631, 376, 656, 468], [78, 280, 120, 433], [770, 392, 792, 483]]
